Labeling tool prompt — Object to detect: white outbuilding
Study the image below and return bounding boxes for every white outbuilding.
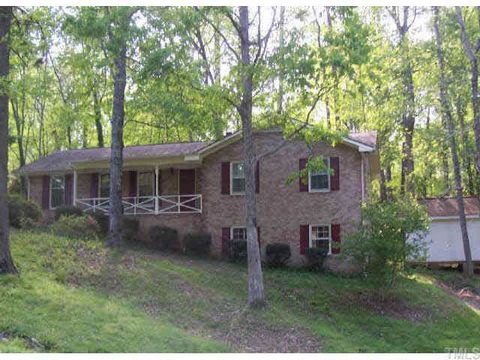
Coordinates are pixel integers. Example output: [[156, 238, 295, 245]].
[[419, 197, 480, 264]]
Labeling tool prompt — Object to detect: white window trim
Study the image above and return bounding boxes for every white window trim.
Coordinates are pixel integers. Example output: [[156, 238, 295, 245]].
[[230, 161, 245, 195], [230, 226, 247, 241], [308, 157, 331, 193], [137, 170, 155, 197], [309, 224, 332, 255], [49, 174, 65, 210], [98, 173, 110, 198]]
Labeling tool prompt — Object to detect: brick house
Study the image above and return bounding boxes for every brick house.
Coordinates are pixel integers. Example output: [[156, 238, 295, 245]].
[[18, 129, 379, 265]]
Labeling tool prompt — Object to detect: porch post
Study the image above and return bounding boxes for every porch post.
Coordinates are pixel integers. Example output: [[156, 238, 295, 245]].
[[155, 165, 159, 214], [73, 169, 77, 206]]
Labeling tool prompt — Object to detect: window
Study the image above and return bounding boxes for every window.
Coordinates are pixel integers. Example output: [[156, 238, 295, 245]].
[[50, 175, 65, 209], [99, 173, 110, 198], [231, 227, 247, 241], [138, 171, 154, 197], [309, 158, 330, 191], [231, 162, 245, 194], [310, 225, 331, 253]]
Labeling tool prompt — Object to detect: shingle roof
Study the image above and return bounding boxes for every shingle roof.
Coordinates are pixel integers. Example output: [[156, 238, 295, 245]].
[[419, 197, 480, 217], [18, 129, 378, 174], [347, 131, 377, 148], [19, 141, 208, 174]]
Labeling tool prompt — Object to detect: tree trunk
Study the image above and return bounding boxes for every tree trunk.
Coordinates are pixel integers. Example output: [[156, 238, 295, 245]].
[[93, 85, 104, 147], [0, 6, 17, 274], [277, 6, 285, 115], [456, 7, 480, 180], [434, 7, 473, 277], [107, 41, 127, 247], [239, 6, 265, 308]]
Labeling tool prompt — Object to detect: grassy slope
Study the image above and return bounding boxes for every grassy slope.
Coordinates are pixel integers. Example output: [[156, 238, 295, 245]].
[[1, 230, 479, 352]]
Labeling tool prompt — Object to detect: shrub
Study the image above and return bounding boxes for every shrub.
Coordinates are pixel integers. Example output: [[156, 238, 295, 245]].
[[343, 196, 429, 296], [8, 194, 42, 228], [305, 248, 329, 271], [229, 240, 247, 262], [265, 243, 291, 267], [184, 233, 211, 256], [122, 216, 140, 243], [149, 226, 178, 250], [51, 215, 100, 239], [54, 205, 83, 220], [89, 211, 109, 236]]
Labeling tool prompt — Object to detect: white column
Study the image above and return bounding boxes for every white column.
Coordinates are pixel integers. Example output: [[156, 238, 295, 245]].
[[73, 169, 78, 206], [155, 165, 159, 214], [360, 154, 365, 203]]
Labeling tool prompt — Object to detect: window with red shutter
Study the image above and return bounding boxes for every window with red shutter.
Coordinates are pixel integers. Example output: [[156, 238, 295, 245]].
[[299, 224, 309, 254], [41, 175, 50, 210], [330, 157, 340, 191], [221, 162, 230, 194], [64, 174, 73, 206], [331, 223, 341, 254]]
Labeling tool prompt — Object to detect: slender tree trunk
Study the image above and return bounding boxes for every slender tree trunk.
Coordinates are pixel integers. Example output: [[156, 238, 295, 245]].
[[277, 6, 285, 115], [456, 100, 475, 194], [239, 6, 265, 308], [434, 7, 473, 277], [93, 85, 104, 147], [11, 99, 27, 195], [0, 6, 17, 274], [456, 7, 480, 179], [107, 41, 127, 246]]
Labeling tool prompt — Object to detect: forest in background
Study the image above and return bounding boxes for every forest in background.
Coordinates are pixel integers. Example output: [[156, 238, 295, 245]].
[[6, 6, 480, 199]]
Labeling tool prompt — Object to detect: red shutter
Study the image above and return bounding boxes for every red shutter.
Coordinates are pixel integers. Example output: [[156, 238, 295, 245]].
[[221, 162, 230, 195], [41, 175, 50, 210], [331, 223, 341, 254], [221, 227, 230, 256], [64, 174, 73, 206], [330, 157, 340, 191], [255, 161, 259, 194], [300, 224, 309, 255], [90, 173, 99, 198], [128, 171, 137, 198], [257, 226, 261, 246], [299, 158, 308, 192]]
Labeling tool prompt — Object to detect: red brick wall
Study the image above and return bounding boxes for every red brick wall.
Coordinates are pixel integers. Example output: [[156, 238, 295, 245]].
[[27, 132, 368, 265]]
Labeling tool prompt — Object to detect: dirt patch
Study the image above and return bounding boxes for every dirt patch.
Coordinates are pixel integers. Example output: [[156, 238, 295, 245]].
[[0, 331, 50, 351], [346, 291, 432, 322], [220, 308, 322, 352], [435, 280, 480, 311]]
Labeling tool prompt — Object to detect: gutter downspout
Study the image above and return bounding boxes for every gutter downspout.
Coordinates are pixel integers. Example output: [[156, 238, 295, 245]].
[[361, 153, 365, 203]]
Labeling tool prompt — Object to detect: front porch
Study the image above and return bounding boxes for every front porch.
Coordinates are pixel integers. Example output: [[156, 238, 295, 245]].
[[73, 166, 202, 215]]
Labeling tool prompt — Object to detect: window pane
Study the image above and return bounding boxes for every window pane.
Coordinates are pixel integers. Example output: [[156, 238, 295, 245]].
[[232, 163, 244, 178], [313, 239, 329, 251], [312, 225, 330, 240], [232, 178, 245, 193], [232, 227, 247, 240], [99, 174, 110, 198], [50, 176, 65, 208], [311, 174, 329, 190], [138, 172, 154, 197]]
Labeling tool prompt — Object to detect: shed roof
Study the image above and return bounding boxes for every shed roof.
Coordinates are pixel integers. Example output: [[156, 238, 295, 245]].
[[419, 197, 480, 218]]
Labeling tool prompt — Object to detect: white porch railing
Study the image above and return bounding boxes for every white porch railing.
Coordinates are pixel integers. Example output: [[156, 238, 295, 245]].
[[76, 194, 202, 215]]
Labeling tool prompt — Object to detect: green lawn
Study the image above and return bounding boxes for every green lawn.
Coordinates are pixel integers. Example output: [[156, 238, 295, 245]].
[[1, 229, 479, 352]]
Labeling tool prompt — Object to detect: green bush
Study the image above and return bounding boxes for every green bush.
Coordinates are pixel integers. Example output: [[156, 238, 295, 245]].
[[343, 196, 429, 296], [184, 233, 211, 256], [51, 215, 100, 240], [229, 240, 247, 262], [8, 195, 42, 228], [88, 211, 109, 236], [265, 243, 291, 267], [149, 226, 178, 250], [305, 248, 329, 271], [54, 205, 83, 220], [122, 216, 140, 243]]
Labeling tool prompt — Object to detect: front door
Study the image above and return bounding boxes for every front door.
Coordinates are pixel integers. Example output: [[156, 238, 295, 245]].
[[179, 169, 196, 212]]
